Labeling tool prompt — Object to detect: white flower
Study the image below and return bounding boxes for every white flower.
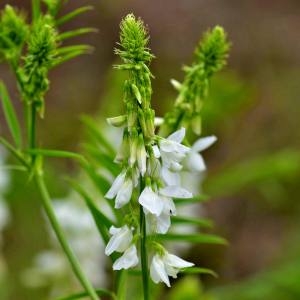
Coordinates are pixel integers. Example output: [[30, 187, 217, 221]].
[[105, 171, 126, 199], [115, 179, 133, 209], [163, 252, 194, 279], [157, 128, 191, 185], [155, 196, 176, 234], [105, 170, 133, 209], [112, 245, 139, 270], [150, 252, 194, 287], [137, 138, 147, 176], [150, 254, 171, 287], [139, 186, 164, 216], [159, 128, 189, 160], [141, 184, 192, 233], [184, 136, 217, 172], [159, 185, 193, 199], [105, 225, 133, 256]]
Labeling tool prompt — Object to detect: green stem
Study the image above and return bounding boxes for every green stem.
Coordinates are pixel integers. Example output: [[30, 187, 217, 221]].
[[35, 174, 100, 300], [140, 204, 150, 300], [32, 0, 41, 22]]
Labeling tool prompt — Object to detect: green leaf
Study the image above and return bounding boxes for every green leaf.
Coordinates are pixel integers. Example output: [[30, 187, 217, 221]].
[[156, 233, 227, 245], [84, 144, 120, 176], [81, 115, 116, 154], [181, 267, 218, 277], [56, 6, 94, 26], [172, 216, 214, 228], [27, 148, 86, 163], [52, 46, 94, 67], [0, 81, 22, 148], [174, 194, 210, 205], [59, 28, 97, 41], [69, 179, 113, 243], [0, 138, 28, 167], [56, 288, 116, 300]]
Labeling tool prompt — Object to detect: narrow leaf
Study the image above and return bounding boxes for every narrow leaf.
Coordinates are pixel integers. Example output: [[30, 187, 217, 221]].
[[81, 115, 116, 154], [56, 288, 116, 300], [56, 6, 94, 26], [156, 233, 227, 245], [0, 82, 22, 148], [174, 194, 210, 205], [57, 45, 94, 55], [59, 28, 98, 41], [27, 149, 86, 163], [84, 144, 120, 176], [172, 216, 214, 228], [69, 180, 113, 242], [181, 267, 218, 277]]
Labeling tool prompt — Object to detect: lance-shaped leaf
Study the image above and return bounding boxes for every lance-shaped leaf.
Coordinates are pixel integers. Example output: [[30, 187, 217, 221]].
[[56, 6, 94, 26], [56, 288, 117, 300], [172, 216, 214, 228], [156, 233, 227, 245], [0, 82, 22, 148]]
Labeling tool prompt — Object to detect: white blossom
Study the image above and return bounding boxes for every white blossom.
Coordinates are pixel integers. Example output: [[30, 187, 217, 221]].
[[113, 245, 139, 270], [139, 186, 164, 216], [150, 252, 194, 287], [184, 136, 217, 172], [105, 225, 133, 256], [105, 170, 133, 209]]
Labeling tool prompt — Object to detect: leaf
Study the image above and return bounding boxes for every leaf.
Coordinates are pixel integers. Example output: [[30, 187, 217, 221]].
[[172, 216, 214, 228], [52, 46, 94, 67], [56, 288, 116, 300], [0, 81, 22, 148], [56, 6, 94, 26], [59, 28, 97, 41], [57, 45, 94, 55], [81, 115, 116, 155], [174, 194, 210, 205], [156, 233, 227, 245], [27, 148, 86, 163], [69, 179, 113, 243], [84, 144, 120, 176], [180, 267, 218, 278]]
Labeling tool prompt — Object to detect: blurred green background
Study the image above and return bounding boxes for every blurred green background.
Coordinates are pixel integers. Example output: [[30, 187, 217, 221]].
[[0, 0, 300, 299]]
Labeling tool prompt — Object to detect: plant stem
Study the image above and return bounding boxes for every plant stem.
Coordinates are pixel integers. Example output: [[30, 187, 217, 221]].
[[140, 204, 150, 300], [32, 0, 41, 22], [35, 173, 100, 300]]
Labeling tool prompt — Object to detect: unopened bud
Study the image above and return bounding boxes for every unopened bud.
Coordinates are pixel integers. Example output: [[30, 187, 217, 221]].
[[107, 115, 127, 127]]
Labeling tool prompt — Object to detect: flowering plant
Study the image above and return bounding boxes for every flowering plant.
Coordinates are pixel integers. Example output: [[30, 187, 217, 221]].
[[0, 1, 229, 299]]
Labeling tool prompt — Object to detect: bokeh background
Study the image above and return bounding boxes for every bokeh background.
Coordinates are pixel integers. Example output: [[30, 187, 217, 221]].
[[1, 0, 300, 299]]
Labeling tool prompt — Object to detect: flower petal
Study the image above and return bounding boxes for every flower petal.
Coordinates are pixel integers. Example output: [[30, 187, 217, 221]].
[[115, 180, 133, 209], [192, 136, 217, 152], [161, 166, 180, 186], [159, 186, 193, 199], [156, 212, 171, 234], [113, 245, 139, 270], [185, 152, 206, 172], [167, 128, 185, 143], [139, 187, 164, 216], [105, 225, 132, 256], [105, 171, 126, 199], [164, 253, 194, 269], [150, 255, 170, 287]]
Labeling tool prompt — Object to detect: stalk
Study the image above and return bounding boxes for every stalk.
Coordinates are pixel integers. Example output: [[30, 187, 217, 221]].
[[140, 192, 150, 300], [35, 173, 100, 300]]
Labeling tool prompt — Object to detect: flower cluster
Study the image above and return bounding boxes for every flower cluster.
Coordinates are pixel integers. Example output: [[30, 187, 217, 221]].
[[103, 14, 217, 287]]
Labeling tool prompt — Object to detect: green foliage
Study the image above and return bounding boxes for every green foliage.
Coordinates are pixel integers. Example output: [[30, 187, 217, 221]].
[[0, 5, 28, 64], [0, 81, 22, 148]]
